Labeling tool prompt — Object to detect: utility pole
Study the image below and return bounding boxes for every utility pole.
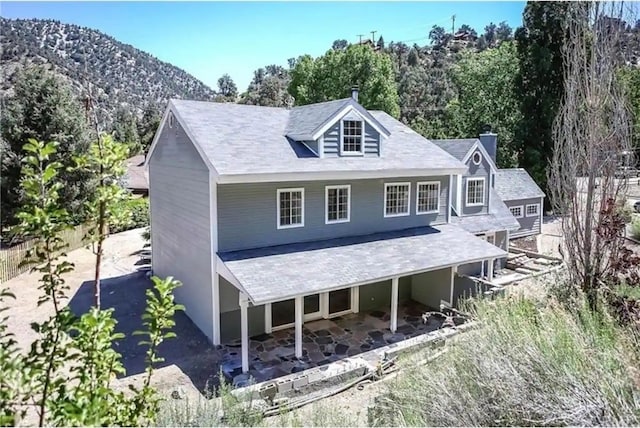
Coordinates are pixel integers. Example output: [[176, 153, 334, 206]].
[[370, 30, 377, 42], [357, 34, 364, 44], [451, 14, 456, 34]]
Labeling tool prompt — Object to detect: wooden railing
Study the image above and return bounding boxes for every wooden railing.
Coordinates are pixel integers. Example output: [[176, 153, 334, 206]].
[[0, 223, 94, 283]]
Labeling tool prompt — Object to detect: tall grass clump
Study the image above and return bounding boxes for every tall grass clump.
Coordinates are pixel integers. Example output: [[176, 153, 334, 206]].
[[371, 294, 640, 426]]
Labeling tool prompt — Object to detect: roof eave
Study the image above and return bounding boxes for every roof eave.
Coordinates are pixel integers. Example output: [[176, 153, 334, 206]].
[[216, 167, 467, 184]]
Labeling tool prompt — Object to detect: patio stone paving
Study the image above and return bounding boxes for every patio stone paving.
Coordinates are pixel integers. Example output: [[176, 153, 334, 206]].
[[221, 300, 444, 383]]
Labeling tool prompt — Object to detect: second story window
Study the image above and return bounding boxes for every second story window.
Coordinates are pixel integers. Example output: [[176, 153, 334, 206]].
[[466, 177, 485, 207], [416, 181, 440, 214], [341, 120, 364, 155], [325, 185, 350, 224], [384, 183, 410, 217], [277, 188, 304, 229]]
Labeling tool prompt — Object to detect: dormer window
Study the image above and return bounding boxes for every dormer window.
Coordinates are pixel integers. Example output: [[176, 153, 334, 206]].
[[340, 120, 364, 155]]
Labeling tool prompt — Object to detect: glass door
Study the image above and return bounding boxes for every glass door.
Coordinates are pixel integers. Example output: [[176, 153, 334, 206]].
[[327, 288, 352, 317], [271, 294, 323, 330]]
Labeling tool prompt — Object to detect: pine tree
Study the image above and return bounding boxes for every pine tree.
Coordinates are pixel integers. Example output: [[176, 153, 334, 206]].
[[1, 66, 92, 229]]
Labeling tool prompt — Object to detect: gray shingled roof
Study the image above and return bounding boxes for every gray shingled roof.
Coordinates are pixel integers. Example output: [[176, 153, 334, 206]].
[[431, 139, 479, 161], [452, 191, 520, 234], [284, 98, 389, 141], [495, 168, 545, 201], [170, 99, 466, 177], [219, 224, 507, 305], [123, 155, 148, 191]]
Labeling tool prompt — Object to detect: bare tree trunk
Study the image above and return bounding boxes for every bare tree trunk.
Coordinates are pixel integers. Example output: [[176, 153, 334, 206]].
[[549, 1, 634, 310]]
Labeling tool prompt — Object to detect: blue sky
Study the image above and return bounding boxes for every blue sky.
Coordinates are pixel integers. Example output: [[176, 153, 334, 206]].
[[1, 1, 526, 92]]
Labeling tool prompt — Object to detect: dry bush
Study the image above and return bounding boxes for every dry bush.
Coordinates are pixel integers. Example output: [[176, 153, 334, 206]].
[[370, 294, 640, 426]]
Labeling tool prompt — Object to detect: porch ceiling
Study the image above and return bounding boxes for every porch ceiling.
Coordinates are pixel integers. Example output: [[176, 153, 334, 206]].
[[218, 224, 506, 305]]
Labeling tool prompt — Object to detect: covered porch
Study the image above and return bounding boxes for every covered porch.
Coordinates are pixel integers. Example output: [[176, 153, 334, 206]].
[[221, 300, 444, 382], [218, 224, 506, 373]]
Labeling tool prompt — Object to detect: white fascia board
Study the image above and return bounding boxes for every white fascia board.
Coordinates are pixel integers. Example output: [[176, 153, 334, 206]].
[[311, 105, 390, 141], [216, 256, 251, 297], [461, 141, 498, 174], [216, 167, 467, 184], [144, 101, 220, 182]]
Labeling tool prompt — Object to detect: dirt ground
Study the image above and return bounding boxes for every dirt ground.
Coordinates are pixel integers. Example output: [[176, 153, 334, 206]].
[[4, 228, 214, 402]]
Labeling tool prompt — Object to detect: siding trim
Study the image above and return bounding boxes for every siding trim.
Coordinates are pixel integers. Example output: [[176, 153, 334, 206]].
[[447, 175, 453, 223], [210, 173, 220, 344], [216, 168, 466, 184]]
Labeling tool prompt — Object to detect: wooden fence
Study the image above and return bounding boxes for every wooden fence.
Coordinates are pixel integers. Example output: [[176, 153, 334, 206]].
[[0, 223, 94, 283]]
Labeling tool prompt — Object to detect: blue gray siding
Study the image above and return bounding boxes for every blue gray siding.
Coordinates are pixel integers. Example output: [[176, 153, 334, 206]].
[[303, 139, 319, 155], [461, 148, 491, 216], [322, 120, 380, 157], [217, 176, 450, 252], [411, 267, 452, 308], [149, 118, 214, 341], [505, 197, 543, 238]]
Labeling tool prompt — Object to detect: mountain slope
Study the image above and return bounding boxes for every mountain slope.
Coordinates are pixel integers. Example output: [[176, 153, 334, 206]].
[[0, 17, 216, 123]]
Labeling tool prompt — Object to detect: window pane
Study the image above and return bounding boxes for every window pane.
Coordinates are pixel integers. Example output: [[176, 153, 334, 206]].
[[386, 184, 409, 215], [342, 121, 363, 152], [279, 190, 303, 226]]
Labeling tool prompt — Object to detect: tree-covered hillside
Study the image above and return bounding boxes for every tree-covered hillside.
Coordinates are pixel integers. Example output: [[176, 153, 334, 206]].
[[0, 17, 216, 126]]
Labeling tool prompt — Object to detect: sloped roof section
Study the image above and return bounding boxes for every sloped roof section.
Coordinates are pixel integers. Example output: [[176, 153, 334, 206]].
[[495, 168, 545, 201], [452, 191, 520, 234], [219, 224, 507, 305], [285, 98, 390, 141], [168, 99, 466, 179], [123, 154, 148, 191], [431, 139, 479, 161]]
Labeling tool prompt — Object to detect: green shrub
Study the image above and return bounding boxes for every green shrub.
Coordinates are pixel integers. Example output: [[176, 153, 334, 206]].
[[110, 196, 149, 234], [370, 294, 640, 426]]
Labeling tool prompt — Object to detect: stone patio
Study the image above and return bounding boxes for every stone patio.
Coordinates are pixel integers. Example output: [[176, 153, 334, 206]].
[[220, 300, 443, 383]]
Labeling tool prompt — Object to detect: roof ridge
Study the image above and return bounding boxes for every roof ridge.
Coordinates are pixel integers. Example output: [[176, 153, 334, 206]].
[[170, 99, 288, 110]]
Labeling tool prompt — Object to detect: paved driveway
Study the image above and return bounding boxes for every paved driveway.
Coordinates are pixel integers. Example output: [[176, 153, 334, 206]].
[[4, 228, 220, 398]]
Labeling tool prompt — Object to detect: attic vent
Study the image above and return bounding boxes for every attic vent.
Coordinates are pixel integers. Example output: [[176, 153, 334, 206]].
[[472, 151, 482, 165], [168, 112, 175, 128]]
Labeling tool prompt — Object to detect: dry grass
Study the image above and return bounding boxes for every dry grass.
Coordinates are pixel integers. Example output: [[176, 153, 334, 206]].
[[370, 294, 640, 426]]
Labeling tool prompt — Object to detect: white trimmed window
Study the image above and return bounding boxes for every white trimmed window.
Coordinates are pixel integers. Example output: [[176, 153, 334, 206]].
[[526, 204, 540, 217], [416, 181, 440, 214], [384, 183, 410, 217], [510, 206, 523, 218], [341, 120, 364, 155], [466, 177, 485, 206], [277, 188, 304, 229], [326, 185, 350, 224]]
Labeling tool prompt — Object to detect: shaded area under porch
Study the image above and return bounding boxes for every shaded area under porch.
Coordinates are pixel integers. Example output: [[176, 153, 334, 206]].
[[219, 299, 444, 383]]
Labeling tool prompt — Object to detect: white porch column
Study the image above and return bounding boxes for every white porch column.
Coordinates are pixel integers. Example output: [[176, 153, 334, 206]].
[[264, 303, 272, 334], [450, 266, 457, 306], [390, 277, 399, 333], [488, 258, 495, 280], [212, 274, 221, 345], [240, 294, 249, 373], [295, 296, 303, 358]]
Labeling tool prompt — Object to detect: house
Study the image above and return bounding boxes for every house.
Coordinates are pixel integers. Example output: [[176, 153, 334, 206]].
[[145, 91, 526, 374], [432, 136, 545, 241], [123, 154, 149, 196], [495, 169, 545, 238]]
